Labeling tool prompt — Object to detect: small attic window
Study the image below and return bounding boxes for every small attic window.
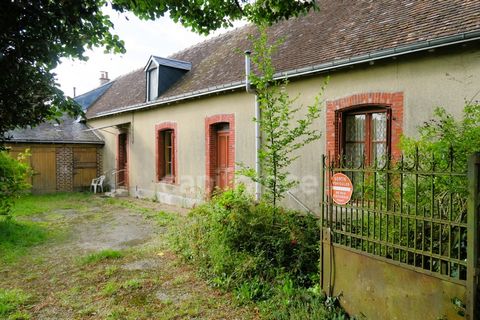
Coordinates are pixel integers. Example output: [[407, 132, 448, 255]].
[[144, 55, 192, 103], [147, 66, 158, 101]]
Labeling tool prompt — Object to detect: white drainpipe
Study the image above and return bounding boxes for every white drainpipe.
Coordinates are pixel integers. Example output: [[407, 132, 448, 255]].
[[245, 50, 261, 201]]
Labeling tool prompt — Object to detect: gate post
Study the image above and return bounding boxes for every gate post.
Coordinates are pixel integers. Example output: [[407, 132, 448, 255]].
[[467, 152, 480, 319]]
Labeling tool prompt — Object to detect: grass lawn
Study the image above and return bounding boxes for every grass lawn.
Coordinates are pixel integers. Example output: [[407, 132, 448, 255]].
[[0, 193, 256, 319]]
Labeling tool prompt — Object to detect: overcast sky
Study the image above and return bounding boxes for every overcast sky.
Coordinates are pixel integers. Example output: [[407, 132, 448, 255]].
[[54, 7, 246, 98]]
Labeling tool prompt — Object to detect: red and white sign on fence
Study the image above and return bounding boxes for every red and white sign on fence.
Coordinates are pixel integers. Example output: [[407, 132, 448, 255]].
[[331, 173, 353, 205]]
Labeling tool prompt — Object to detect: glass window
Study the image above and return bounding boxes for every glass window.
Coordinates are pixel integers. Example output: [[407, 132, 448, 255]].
[[157, 129, 175, 182], [148, 68, 158, 101], [342, 108, 390, 166]]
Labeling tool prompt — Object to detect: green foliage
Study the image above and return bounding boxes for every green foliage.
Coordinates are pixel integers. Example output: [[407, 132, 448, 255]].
[[0, 219, 49, 264], [260, 284, 347, 320], [239, 27, 324, 207], [401, 103, 480, 203], [0, 288, 31, 318], [451, 297, 466, 317], [173, 186, 319, 289], [10, 192, 92, 217], [102, 281, 120, 297], [0, 0, 124, 140], [0, 151, 31, 219], [112, 0, 317, 35], [172, 186, 348, 318], [79, 249, 124, 265], [122, 278, 144, 290]]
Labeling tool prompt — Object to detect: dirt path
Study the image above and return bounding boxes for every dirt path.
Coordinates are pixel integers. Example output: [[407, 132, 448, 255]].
[[0, 196, 256, 320]]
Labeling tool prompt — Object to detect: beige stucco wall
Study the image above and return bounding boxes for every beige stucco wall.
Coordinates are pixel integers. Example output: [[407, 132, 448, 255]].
[[88, 92, 256, 206], [88, 46, 480, 210]]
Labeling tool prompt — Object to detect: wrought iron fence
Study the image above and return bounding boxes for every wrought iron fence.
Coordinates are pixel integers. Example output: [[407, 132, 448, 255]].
[[320, 149, 470, 282]]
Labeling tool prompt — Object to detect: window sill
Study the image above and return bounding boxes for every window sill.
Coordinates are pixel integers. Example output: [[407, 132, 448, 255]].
[[157, 176, 175, 184]]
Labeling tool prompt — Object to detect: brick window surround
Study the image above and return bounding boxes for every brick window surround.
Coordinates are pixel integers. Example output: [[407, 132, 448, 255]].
[[205, 114, 235, 196], [155, 122, 178, 184], [326, 92, 404, 161]]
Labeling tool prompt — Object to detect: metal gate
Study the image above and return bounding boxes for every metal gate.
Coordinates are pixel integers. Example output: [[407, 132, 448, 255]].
[[467, 153, 479, 319], [320, 151, 479, 319]]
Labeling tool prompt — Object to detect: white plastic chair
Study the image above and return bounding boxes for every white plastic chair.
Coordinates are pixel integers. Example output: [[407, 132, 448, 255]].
[[90, 175, 105, 194]]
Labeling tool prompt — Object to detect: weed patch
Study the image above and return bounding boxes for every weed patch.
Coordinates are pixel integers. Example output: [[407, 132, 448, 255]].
[[79, 249, 124, 265], [0, 219, 49, 263], [122, 278, 144, 290], [0, 288, 31, 318], [102, 281, 120, 296], [11, 193, 92, 217]]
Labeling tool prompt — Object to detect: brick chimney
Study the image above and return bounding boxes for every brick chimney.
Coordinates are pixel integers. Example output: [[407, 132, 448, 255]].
[[99, 71, 110, 85]]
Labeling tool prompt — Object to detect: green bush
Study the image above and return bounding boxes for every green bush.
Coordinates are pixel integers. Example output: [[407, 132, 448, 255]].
[[173, 186, 319, 290], [0, 150, 31, 219], [401, 104, 480, 210], [172, 186, 348, 318]]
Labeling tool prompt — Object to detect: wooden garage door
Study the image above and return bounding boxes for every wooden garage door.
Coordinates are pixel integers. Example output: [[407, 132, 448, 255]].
[[73, 147, 97, 191], [31, 147, 57, 193]]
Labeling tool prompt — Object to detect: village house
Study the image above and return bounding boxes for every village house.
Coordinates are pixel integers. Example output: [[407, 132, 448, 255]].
[[83, 1, 480, 212], [6, 1, 480, 318]]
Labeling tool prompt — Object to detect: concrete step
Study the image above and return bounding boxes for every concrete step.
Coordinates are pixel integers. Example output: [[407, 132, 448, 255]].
[[105, 188, 129, 198]]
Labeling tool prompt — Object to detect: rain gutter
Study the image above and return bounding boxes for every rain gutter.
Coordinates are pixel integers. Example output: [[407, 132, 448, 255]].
[[7, 139, 104, 145]]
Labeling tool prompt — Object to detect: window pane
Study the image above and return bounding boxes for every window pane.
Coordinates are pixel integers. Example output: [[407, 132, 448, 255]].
[[345, 142, 364, 166], [345, 114, 365, 165], [163, 130, 172, 176], [371, 112, 387, 165], [372, 142, 387, 166], [149, 68, 158, 100], [345, 114, 365, 141], [371, 113, 386, 141]]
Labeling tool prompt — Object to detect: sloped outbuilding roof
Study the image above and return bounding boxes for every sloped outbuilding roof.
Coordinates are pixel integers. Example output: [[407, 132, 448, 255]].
[[6, 83, 108, 144], [86, 0, 480, 118], [7, 115, 104, 144]]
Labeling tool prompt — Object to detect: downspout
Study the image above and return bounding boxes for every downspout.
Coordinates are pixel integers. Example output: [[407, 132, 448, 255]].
[[245, 50, 261, 201]]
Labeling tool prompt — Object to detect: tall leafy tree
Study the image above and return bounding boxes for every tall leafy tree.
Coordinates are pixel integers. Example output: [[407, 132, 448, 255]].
[[0, 0, 317, 142], [0, 0, 125, 142]]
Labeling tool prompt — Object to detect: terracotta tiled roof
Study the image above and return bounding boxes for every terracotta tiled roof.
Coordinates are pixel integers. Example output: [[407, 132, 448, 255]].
[[86, 0, 480, 118]]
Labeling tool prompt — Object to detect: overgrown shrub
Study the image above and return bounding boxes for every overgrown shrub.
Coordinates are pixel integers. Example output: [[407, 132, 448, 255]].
[[0, 150, 31, 219], [401, 103, 480, 210], [173, 186, 319, 289], [172, 186, 348, 318]]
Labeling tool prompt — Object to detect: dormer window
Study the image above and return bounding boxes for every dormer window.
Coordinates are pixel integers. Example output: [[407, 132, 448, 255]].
[[144, 56, 192, 103]]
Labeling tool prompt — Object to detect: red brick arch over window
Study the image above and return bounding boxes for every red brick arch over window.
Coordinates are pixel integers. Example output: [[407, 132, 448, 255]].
[[205, 114, 235, 196], [155, 121, 178, 184], [326, 92, 404, 160]]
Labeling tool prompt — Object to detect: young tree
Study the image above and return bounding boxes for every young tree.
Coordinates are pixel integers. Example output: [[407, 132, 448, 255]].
[[0, 0, 317, 143], [0, 151, 32, 220], [239, 27, 325, 208]]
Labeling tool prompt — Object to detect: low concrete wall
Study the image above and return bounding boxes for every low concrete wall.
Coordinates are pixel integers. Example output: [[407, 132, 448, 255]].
[[321, 238, 466, 319]]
